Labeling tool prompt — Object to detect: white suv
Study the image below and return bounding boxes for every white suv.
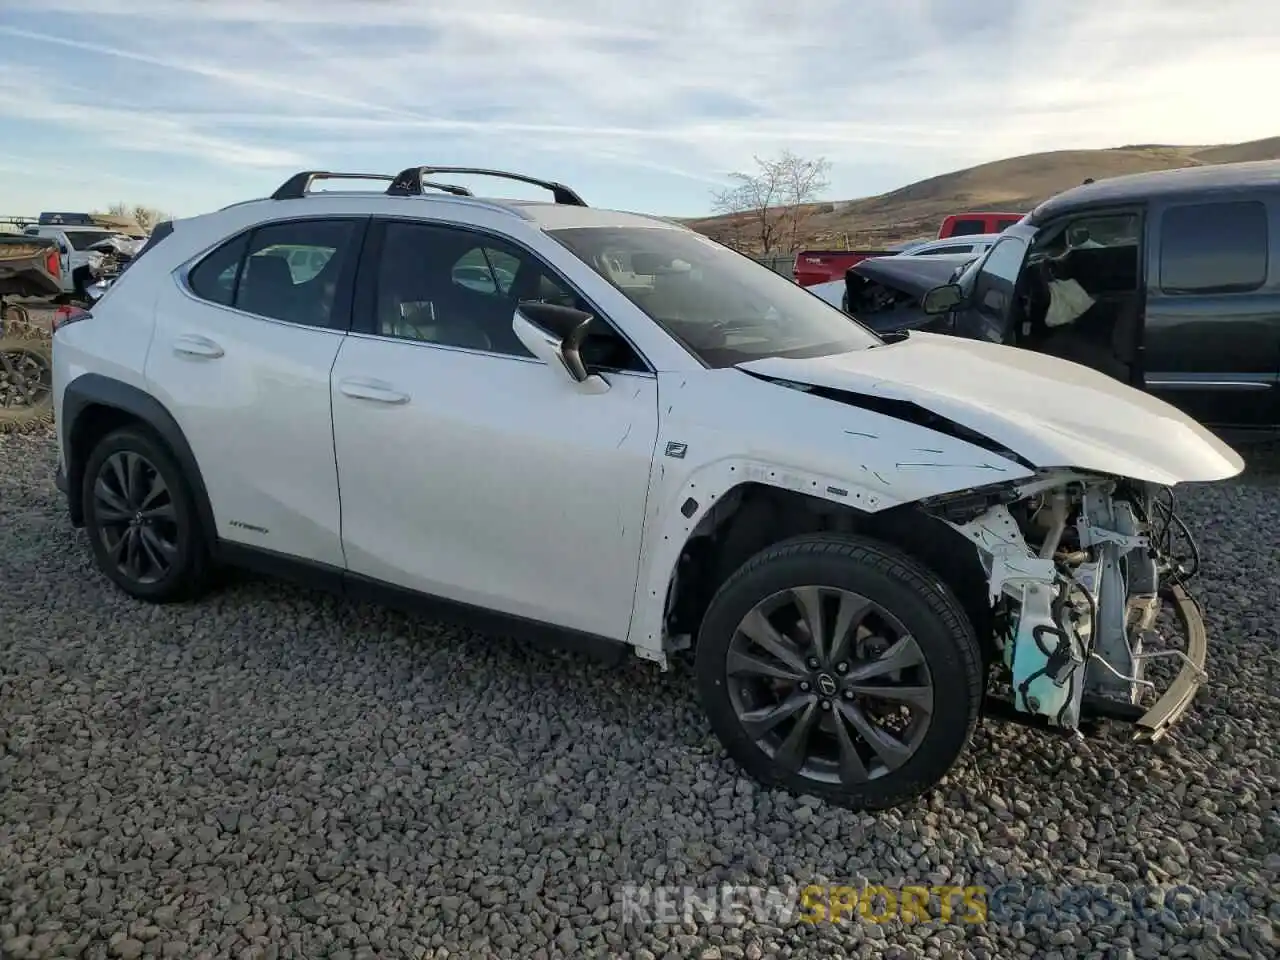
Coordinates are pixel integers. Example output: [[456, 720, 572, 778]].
[[52, 166, 1243, 811]]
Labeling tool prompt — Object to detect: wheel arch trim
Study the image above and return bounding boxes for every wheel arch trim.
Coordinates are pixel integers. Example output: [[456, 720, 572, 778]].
[[61, 372, 215, 537], [629, 460, 901, 656]]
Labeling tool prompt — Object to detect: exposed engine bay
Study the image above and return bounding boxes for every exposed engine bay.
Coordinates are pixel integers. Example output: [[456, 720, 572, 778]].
[[939, 471, 1204, 737]]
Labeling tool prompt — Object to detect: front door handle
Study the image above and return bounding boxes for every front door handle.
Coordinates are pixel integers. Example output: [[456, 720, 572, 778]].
[[172, 334, 224, 359], [338, 377, 410, 405]]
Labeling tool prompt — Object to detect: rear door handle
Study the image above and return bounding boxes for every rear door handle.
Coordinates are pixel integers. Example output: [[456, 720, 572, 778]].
[[172, 334, 224, 359], [338, 377, 410, 405]]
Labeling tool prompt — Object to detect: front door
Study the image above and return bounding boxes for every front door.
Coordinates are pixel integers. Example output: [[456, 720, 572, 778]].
[[330, 218, 660, 640]]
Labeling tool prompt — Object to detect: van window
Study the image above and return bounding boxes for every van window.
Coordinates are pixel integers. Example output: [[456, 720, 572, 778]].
[[1159, 200, 1268, 295]]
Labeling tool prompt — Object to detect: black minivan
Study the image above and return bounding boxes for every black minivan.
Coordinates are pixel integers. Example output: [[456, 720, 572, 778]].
[[918, 160, 1280, 438]]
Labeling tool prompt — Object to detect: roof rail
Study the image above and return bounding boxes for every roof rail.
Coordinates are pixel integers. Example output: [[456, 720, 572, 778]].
[[386, 166, 587, 206], [270, 170, 473, 201]]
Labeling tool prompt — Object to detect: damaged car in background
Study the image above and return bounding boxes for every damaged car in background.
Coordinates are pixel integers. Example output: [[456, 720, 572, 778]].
[[53, 165, 1244, 812], [826, 251, 978, 331], [909, 160, 1280, 438]]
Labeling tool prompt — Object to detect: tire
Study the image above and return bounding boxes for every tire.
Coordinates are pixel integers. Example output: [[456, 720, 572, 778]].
[[0, 325, 53, 434], [81, 426, 211, 603], [695, 533, 984, 811]]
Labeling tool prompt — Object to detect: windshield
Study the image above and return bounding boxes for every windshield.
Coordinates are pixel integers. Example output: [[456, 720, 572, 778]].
[[548, 226, 882, 366], [64, 230, 113, 251]]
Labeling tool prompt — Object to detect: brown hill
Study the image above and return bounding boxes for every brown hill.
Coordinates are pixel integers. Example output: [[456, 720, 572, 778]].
[[686, 137, 1280, 253]]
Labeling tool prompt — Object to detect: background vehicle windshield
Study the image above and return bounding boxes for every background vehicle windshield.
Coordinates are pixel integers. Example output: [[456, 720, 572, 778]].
[[549, 226, 882, 366], [65, 230, 112, 251]]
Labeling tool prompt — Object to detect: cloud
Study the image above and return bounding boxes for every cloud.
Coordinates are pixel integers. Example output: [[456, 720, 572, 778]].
[[0, 0, 1278, 215]]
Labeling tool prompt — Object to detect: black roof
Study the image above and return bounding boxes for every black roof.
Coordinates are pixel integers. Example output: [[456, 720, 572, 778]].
[[1028, 159, 1280, 223]]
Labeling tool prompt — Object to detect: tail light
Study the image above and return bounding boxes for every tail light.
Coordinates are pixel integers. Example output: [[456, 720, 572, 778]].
[[45, 248, 61, 278], [52, 306, 90, 332]]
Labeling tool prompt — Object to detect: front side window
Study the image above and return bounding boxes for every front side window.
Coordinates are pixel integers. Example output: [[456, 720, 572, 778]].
[[949, 219, 987, 237], [951, 235, 1027, 315], [1159, 200, 1268, 295], [186, 220, 358, 328], [372, 221, 647, 371], [548, 226, 881, 367], [451, 245, 520, 296]]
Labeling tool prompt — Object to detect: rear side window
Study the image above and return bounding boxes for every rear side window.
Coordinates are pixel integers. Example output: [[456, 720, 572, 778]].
[[186, 219, 360, 328], [949, 219, 987, 237], [996, 218, 1020, 231], [188, 232, 247, 305], [1159, 200, 1269, 295]]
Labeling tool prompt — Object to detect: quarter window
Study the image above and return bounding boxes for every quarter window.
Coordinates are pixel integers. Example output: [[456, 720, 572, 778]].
[[188, 233, 247, 306], [186, 219, 359, 329], [1159, 200, 1268, 294], [373, 221, 647, 371]]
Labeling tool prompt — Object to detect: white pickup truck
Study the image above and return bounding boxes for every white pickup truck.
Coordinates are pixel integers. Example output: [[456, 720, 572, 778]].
[[18, 213, 146, 299]]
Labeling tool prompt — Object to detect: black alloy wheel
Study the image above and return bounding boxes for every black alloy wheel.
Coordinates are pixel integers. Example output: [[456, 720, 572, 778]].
[[696, 534, 985, 811], [92, 449, 180, 585], [82, 427, 210, 602]]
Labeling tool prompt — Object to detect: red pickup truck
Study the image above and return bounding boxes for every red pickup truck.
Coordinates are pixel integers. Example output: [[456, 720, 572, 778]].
[[792, 248, 897, 287], [937, 211, 1023, 239], [792, 210, 1026, 287]]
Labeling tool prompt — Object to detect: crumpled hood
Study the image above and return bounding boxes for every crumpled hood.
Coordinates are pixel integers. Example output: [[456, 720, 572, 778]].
[[849, 252, 972, 297], [87, 235, 146, 257], [737, 331, 1244, 485]]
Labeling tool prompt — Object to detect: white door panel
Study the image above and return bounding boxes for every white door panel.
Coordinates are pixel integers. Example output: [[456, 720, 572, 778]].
[[332, 336, 660, 640], [146, 286, 346, 566]]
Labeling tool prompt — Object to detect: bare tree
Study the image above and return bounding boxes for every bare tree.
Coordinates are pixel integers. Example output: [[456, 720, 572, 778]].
[[709, 151, 832, 255], [104, 202, 174, 232]]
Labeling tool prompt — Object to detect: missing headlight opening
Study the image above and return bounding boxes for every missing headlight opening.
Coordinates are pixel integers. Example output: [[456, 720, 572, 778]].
[[940, 471, 1202, 736]]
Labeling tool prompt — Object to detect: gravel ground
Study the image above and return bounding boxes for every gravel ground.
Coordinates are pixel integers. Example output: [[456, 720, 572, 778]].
[[2, 427, 1278, 960]]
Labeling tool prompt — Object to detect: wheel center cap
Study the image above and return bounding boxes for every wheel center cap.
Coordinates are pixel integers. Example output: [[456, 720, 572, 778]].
[[816, 673, 838, 697]]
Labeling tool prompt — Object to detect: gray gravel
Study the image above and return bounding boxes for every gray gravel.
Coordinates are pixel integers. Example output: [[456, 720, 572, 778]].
[[2, 427, 1278, 960]]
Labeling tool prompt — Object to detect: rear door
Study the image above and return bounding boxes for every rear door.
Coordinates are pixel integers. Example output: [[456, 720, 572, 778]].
[[1142, 194, 1280, 427], [146, 215, 366, 566]]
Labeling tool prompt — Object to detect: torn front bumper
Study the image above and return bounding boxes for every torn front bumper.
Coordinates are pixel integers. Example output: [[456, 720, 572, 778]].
[[987, 583, 1208, 739]]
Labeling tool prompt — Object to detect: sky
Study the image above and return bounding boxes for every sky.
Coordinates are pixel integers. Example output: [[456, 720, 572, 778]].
[[1, 0, 1278, 220]]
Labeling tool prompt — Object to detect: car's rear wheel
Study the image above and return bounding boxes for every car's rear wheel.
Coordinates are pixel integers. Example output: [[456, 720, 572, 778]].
[[0, 323, 53, 433], [81, 427, 210, 602], [695, 533, 984, 811]]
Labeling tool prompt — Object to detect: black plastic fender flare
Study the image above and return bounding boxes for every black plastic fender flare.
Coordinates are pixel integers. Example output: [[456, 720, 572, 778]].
[[61, 373, 216, 538]]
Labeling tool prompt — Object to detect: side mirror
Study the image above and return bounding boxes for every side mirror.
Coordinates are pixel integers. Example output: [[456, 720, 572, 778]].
[[922, 283, 964, 316], [512, 302, 609, 394]]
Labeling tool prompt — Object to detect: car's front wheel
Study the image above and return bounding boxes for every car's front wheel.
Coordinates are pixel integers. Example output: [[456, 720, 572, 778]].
[[695, 533, 984, 811], [81, 426, 210, 603]]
